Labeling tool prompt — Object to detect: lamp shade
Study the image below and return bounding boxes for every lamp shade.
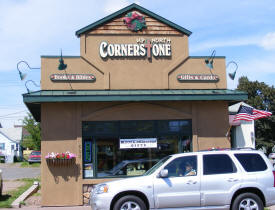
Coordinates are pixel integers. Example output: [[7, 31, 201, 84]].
[[229, 71, 236, 80], [19, 71, 27, 81]]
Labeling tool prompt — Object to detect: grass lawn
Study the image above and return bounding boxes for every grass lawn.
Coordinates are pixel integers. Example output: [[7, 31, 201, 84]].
[[0, 178, 40, 208], [20, 162, 41, 168]]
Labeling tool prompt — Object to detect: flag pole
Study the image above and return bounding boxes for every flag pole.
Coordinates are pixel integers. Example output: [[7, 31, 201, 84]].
[[225, 125, 232, 138]]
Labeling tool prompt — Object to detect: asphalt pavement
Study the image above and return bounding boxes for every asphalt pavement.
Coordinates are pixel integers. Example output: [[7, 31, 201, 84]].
[[0, 163, 40, 180], [1, 163, 275, 210], [0, 207, 91, 210], [2, 205, 275, 210]]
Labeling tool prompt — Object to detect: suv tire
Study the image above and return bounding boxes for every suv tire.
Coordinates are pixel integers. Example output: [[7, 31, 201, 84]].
[[232, 192, 264, 210], [114, 195, 146, 210]]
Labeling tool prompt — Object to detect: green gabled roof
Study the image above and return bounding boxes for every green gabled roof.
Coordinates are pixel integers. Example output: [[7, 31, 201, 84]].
[[75, 3, 192, 37]]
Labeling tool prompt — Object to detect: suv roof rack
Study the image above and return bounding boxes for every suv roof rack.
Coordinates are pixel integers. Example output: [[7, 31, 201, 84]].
[[199, 147, 256, 152], [199, 147, 231, 152], [232, 147, 256, 150]]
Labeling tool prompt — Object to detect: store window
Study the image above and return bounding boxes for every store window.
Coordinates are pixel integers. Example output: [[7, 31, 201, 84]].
[[0, 143, 5, 150], [82, 120, 192, 179]]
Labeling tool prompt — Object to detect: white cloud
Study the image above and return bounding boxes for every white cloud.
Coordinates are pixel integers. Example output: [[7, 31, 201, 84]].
[[191, 32, 275, 53], [227, 55, 275, 89], [0, 0, 101, 72], [240, 57, 275, 74], [103, 0, 131, 15], [260, 32, 275, 50], [190, 36, 261, 53]]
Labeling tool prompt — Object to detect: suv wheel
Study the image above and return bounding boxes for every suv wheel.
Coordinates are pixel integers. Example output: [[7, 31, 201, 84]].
[[114, 195, 146, 210], [232, 193, 263, 210]]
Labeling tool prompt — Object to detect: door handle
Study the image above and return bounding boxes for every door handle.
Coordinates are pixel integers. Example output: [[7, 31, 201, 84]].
[[227, 178, 238, 182], [186, 180, 197, 184]]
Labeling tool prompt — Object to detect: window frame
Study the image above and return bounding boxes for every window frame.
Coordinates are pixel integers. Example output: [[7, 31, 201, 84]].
[[82, 119, 192, 179], [203, 154, 237, 175], [163, 155, 198, 178], [234, 153, 268, 172], [0, 143, 5, 150]]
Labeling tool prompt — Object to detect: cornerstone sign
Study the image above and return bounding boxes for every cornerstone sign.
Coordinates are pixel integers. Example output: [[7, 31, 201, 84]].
[[99, 37, 171, 59]]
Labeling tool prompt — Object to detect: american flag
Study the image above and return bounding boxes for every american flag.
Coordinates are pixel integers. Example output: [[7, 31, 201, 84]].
[[233, 105, 272, 122]]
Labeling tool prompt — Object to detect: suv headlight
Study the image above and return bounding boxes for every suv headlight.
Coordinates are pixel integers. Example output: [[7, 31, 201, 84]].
[[94, 184, 109, 194]]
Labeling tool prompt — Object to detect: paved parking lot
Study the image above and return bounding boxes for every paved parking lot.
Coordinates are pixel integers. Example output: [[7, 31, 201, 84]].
[[0, 207, 91, 210], [1, 163, 275, 210], [0, 163, 40, 180]]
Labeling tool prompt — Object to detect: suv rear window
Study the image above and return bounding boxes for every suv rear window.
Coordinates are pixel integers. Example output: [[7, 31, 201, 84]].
[[234, 153, 267, 172], [203, 154, 236, 175]]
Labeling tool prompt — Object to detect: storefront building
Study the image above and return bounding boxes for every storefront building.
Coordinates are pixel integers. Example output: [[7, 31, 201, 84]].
[[23, 4, 247, 206]]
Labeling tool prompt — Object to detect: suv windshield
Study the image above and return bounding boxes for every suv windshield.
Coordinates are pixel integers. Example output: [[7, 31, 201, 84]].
[[144, 155, 171, 176]]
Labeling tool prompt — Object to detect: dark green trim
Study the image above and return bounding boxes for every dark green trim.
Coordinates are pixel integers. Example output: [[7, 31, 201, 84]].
[[75, 3, 192, 37], [189, 56, 226, 59], [23, 89, 247, 122], [41, 56, 81, 58], [23, 89, 248, 103]]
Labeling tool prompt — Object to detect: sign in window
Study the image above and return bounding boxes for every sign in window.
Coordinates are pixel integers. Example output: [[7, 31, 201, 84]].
[[120, 138, 157, 149]]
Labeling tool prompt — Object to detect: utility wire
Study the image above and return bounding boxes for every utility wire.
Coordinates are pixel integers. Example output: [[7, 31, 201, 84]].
[[0, 110, 27, 118]]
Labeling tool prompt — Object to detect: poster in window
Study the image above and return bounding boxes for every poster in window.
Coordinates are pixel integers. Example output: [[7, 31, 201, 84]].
[[120, 138, 157, 149], [84, 163, 93, 177], [84, 141, 92, 163]]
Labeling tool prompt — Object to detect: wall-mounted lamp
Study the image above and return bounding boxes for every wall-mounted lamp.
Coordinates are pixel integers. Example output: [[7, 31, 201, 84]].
[[25, 80, 40, 93], [205, 50, 216, 69], [58, 50, 67, 70], [17, 61, 40, 81], [227, 61, 238, 80]]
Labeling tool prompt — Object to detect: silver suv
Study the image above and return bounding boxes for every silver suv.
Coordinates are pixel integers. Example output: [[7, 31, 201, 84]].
[[91, 149, 275, 210]]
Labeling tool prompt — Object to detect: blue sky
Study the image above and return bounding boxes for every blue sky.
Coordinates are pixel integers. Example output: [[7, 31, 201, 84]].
[[0, 0, 275, 127]]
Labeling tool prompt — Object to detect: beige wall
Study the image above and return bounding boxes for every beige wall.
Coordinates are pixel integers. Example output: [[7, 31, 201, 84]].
[[41, 101, 229, 205], [41, 35, 226, 90], [40, 9, 230, 206]]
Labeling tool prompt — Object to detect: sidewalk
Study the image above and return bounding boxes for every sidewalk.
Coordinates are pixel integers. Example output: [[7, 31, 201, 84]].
[[0, 207, 91, 210], [1, 205, 275, 210]]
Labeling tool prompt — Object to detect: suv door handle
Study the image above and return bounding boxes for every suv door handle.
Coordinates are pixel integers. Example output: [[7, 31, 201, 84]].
[[226, 178, 238, 182], [186, 180, 197, 184]]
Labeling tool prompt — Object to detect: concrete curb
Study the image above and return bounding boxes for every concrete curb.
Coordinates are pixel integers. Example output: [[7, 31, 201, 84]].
[[11, 181, 39, 208]]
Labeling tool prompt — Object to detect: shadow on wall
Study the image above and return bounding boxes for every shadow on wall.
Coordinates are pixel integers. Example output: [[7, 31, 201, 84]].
[[47, 163, 81, 184]]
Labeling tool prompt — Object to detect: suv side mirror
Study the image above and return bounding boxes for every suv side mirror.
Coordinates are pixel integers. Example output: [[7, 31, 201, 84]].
[[159, 169, 168, 178]]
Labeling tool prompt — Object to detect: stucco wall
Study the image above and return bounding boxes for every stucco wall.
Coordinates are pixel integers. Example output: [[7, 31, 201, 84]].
[[41, 100, 229, 205], [39, 7, 230, 206], [41, 34, 226, 90]]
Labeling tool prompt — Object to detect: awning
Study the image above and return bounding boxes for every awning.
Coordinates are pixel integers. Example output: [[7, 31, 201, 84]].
[[23, 89, 247, 122]]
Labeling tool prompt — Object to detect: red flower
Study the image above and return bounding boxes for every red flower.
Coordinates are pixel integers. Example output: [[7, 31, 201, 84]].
[[66, 154, 70, 159], [62, 153, 65, 158]]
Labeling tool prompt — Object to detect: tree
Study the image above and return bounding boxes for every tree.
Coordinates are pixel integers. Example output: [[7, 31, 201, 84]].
[[21, 113, 41, 151], [237, 76, 275, 152]]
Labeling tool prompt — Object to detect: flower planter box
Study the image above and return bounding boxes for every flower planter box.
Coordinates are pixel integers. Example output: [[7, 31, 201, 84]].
[[46, 158, 76, 167]]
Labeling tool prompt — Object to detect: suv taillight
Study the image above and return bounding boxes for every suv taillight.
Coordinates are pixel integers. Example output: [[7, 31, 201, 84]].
[[273, 171, 275, 187]]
